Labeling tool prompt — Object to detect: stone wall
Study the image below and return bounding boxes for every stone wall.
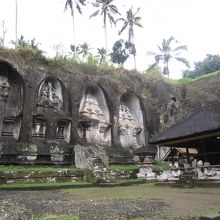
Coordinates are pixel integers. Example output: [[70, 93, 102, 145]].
[[0, 50, 220, 167]]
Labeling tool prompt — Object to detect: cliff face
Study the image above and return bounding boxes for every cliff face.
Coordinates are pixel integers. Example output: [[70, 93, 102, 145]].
[[0, 48, 219, 165]]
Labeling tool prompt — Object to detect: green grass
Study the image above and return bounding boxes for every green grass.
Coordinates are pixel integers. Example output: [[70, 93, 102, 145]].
[[108, 164, 139, 172], [164, 70, 220, 85], [0, 165, 79, 173], [191, 207, 220, 218], [150, 162, 170, 171], [33, 214, 79, 220], [0, 164, 140, 173], [0, 179, 145, 190], [0, 181, 91, 189]]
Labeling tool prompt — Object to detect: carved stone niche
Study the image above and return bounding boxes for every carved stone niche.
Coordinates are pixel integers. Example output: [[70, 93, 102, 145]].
[[2, 116, 21, 140], [0, 61, 23, 140], [56, 120, 71, 143], [37, 78, 63, 111], [32, 116, 46, 138], [0, 74, 10, 102], [118, 93, 145, 151], [78, 86, 111, 146]]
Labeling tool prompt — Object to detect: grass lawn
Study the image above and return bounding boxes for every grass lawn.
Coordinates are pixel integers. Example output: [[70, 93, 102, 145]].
[[0, 165, 79, 173]]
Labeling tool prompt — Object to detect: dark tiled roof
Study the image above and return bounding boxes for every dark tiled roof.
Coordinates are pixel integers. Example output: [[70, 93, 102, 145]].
[[150, 108, 220, 144], [133, 144, 157, 156]]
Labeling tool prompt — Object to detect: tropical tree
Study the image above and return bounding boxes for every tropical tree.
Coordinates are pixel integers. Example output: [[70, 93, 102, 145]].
[[96, 47, 108, 66], [116, 7, 143, 69], [110, 39, 135, 67], [78, 42, 92, 61], [64, 0, 86, 50], [147, 36, 190, 78], [0, 20, 7, 47], [183, 54, 220, 78], [70, 44, 80, 61], [89, 0, 120, 50]]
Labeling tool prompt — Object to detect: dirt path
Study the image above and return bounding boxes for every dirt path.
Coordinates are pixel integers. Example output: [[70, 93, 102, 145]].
[[0, 184, 219, 219]]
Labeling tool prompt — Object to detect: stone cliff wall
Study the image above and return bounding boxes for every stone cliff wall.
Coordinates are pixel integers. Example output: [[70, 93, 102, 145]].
[[0, 50, 219, 166]]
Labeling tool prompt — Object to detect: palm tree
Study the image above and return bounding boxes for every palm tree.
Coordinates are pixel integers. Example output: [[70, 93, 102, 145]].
[[96, 47, 108, 65], [70, 44, 80, 60], [65, 0, 86, 51], [147, 36, 190, 78], [89, 0, 120, 50], [117, 7, 143, 69], [78, 42, 91, 61]]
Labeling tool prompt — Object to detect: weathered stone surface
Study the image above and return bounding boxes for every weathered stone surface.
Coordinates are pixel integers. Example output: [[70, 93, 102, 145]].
[[74, 144, 109, 169], [0, 50, 220, 165], [137, 166, 156, 180]]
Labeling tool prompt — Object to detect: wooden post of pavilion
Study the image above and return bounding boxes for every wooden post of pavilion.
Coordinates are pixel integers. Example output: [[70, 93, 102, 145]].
[[186, 147, 190, 165], [171, 147, 174, 166]]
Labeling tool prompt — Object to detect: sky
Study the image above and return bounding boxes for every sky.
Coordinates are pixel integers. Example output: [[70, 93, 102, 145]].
[[0, 0, 220, 79]]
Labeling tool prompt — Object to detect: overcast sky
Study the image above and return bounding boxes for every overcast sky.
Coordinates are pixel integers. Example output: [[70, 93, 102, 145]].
[[0, 0, 220, 78]]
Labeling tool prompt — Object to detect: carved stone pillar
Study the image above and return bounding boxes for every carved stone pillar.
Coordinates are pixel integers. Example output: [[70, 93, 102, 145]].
[[0, 75, 10, 137]]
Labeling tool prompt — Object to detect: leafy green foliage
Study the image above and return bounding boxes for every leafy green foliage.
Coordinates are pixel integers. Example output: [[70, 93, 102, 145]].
[[10, 35, 46, 62], [183, 54, 220, 78], [13, 35, 40, 50], [147, 36, 189, 78], [78, 42, 92, 61], [110, 39, 135, 66], [150, 162, 170, 171], [96, 47, 109, 66]]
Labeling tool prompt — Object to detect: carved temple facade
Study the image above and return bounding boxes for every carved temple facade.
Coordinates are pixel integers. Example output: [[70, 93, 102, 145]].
[[0, 59, 150, 166], [1, 56, 219, 167]]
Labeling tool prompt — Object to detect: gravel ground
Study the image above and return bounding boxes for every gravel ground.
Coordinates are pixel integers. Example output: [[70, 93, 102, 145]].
[[0, 184, 219, 220]]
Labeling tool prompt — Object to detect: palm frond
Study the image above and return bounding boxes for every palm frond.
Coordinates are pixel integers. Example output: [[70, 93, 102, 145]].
[[115, 18, 125, 23], [91, 2, 99, 7], [148, 63, 158, 70], [173, 45, 188, 52], [175, 57, 190, 68], [89, 9, 99, 18], [155, 55, 163, 63], [107, 13, 115, 26], [109, 4, 120, 14], [134, 22, 143, 28], [157, 45, 163, 52], [167, 36, 175, 46], [65, 0, 73, 16], [118, 23, 128, 35], [76, 3, 82, 14], [78, 0, 86, 6]]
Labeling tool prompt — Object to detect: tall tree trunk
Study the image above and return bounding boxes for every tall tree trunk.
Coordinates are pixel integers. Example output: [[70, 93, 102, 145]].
[[132, 37, 136, 70], [72, 12, 76, 54], [1, 20, 7, 46], [15, 0, 18, 43], [104, 24, 107, 51], [133, 54, 136, 70]]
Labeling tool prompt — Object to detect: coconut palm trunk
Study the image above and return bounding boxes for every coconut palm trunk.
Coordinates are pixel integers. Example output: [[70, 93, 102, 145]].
[[15, 0, 18, 43]]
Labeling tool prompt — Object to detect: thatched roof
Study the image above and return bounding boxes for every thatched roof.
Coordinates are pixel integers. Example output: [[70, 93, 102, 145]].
[[150, 108, 220, 145], [133, 145, 157, 156]]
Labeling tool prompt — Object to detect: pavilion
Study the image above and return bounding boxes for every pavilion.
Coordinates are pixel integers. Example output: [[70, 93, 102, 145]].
[[149, 108, 220, 165]]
